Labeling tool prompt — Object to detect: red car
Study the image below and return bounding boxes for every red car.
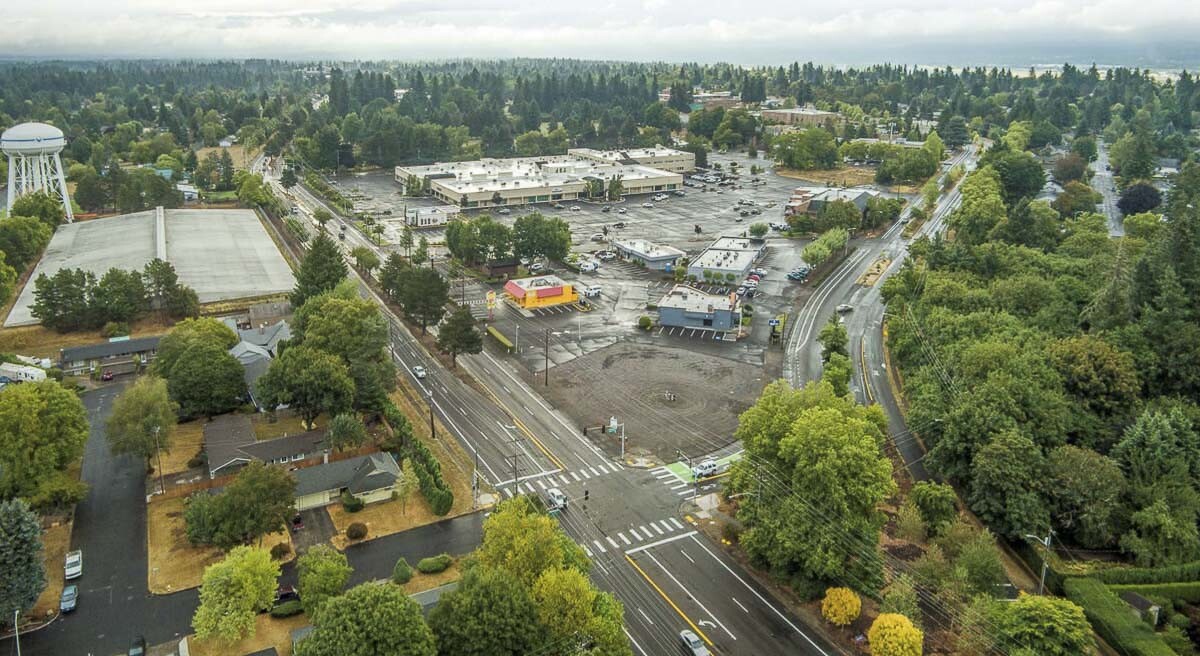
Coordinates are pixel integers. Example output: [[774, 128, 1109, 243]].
[[100, 371, 114, 381]]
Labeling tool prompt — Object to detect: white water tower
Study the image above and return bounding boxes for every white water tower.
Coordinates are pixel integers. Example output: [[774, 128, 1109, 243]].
[[2, 122, 73, 222]]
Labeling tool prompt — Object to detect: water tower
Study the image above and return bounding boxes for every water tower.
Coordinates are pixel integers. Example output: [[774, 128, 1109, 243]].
[[2, 122, 73, 222]]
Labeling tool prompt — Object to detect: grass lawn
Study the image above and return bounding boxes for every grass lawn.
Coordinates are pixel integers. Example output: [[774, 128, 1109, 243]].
[[251, 411, 326, 441], [187, 612, 309, 656], [401, 560, 462, 595], [0, 316, 175, 360], [29, 520, 72, 621], [776, 165, 878, 188], [195, 145, 261, 172], [146, 496, 293, 594], [158, 420, 206, 476]]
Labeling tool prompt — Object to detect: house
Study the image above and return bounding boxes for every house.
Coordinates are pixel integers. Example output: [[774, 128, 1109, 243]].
[[1119, 591, 1161, 626], [225, 319, 291, 356], [612, 239, 685, 271], [485, 259, 520, 278], [1156, 158, 1182, 178], [59, 336, 160, 376], [0, 362, 46, 383], [204, 414, 328, 478], [657, 285, 741, 332], [503, 276, 579, 309], [223, 320, 291, 409], [293, 452, 401, 511]]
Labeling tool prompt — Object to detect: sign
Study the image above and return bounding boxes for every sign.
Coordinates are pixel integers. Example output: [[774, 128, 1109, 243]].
[[768, 319, 779, 327], [485, 291, 497, 309]]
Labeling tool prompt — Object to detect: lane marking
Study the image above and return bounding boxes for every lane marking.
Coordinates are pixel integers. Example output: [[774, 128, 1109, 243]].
[[624, 553, 713, 648], [644, 551, 736, 641], [629, 527, 642, 540], [670, 518, 685, 530], [732, 597, 749, 613], [607, 536, 620, 549], [637, 608, 653, 625], [626, 530, 697, 555], [652, 523, 665, 535], [624, 628, 649, 656], [681, 549, 695, 564]]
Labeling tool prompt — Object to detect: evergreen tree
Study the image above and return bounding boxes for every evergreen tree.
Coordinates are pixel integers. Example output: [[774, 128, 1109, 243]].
[[292, 233, 348, 307]]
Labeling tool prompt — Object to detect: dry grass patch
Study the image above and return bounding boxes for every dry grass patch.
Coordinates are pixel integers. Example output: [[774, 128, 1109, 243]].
[[252, 411, 326, 441], [0, 316, 175, 359], [187, 611, 309, 656], [195, 145, 261, 172], [29, 520, 72, 620], [401, 560, 462, 595], [146, 496, 293, 594], [856, 258, 891, 287], [776, 165, 878, 188], [159, 420, 206, 476]]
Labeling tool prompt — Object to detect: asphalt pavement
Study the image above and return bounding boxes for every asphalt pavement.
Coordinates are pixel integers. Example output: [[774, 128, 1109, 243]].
[[1093, 140, 1125, 236]]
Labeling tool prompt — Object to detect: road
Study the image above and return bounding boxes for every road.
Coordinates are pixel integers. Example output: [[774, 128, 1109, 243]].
[[1093, 139, 1125, 236], [263, 162, 843, 656]]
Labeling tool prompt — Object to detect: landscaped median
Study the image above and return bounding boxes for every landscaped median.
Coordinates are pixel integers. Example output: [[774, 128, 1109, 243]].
[[146, 495, 295, 594]]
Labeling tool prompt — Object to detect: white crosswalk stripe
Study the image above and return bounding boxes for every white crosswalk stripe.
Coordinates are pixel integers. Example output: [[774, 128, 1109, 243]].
[[606, 536, 620, 549], [652, 523, 665, 536], [629, 527, 642, 540], [589, 467, 601, 477], [658, 520, 674, 533], [669, 482, 688, 490], [559, 475, 571, 486], [653, 471, 675, 479], [619, 533, 631, 545], [584, 546, 593, 557], [571, 471, 581, 481], [651, 467, 668, 474], [580, 469, 591, 479], [537, 480, 547, 490], [670, 518, 685, 530], [640, 525, 652, 537], [503, 488, 514, 497]]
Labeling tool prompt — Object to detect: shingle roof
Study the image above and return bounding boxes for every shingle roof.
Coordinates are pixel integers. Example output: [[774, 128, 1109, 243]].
[[237, 321, 291, 356], [60, 336, 161, 364], [293, 453, 399, 498], [205, 414, 327, 477]]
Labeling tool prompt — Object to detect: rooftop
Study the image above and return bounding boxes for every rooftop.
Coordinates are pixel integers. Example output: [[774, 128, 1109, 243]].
[[707, 237, 761, 252], [569, 146, 689, 161], [397, 155, 679, 196], [613, 239, 685, 260], [205, 414, 328, 477], [658, 285, 738, 314], [60, 336, 161, 364], [764, 107, 838, 116], [292, 452, 400, 497], [506, 275, 568, 292], [690, 247, 758, 273]]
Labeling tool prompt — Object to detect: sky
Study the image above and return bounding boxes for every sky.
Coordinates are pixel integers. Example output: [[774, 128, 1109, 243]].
[[5, 0, 1200, 68]]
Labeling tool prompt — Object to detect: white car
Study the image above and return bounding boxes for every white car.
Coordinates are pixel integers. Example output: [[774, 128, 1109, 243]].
[[65, 550, 82, 580], [412, 365, 427, 379], [569, 206, 581, 212], [617, 208, 628, 214], [642, 202, 654, 208], [836, 304, 854, 314], [545, 487, 568, 511], [580, 261, 599, 273], [497, 208, 511, 214], [680, 630, 711, 656], [528, 262, 545, 272], [692, 459, 719, 480]]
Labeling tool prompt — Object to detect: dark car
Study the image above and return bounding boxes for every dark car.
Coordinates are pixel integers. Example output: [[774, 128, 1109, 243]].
[[290, 514, 304, 531], [128, 635, 147, 656], [100, 370, 114, 381], [59, 585, 78, 613], [601, 205, 611, 213], [275, 585, 300, 604]]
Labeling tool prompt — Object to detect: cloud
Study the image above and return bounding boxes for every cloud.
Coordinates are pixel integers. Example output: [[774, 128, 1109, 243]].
[[4, 0, 1200, 65]]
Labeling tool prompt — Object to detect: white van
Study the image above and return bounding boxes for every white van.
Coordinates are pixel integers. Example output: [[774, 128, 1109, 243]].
[[580, 261, 599, 273], [582, 285, 602, 298], [545, 487, 568, 512]]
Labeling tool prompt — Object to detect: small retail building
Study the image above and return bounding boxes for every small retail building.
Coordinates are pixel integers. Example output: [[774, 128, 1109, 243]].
[[686, 237, 765, 282], [612, 239, 685, 271], [503, 275, 579, 309], [293, 452, 402, 511], [657, 285, 741, 331]]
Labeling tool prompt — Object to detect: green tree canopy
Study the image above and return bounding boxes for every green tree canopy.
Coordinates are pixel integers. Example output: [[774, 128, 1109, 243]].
[[297, 544, 353, 614], [0, 381, 89, 499], [437, 306, 483, 368], [192, 546, 280, 642], [106, 375, 178, 465], [297, 582, 436, 656], [0, 499, 46, 621], [292, 233, 348, 307], [256, 345, 355, 427]]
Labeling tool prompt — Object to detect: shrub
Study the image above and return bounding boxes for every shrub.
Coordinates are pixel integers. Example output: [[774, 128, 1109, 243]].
[[417, 553, 453, 574], [820, 587, 861, 627], [1063, 578, 1176, 656], [101, 321, 130, 338], [270, 543, 291, 560], [392, 557, 413, 584], [187, 453, 206, 469], [270, 599, 303, 618], [722, 523, 742, 544], [1096, 560, 1200, 585], [638, 316, 653, 331], [346, 522, 368, 540], [340, 491, 364, 513], [1110, 582, 1200, 604], [910, 481, 958, 535], [868, 613, 923, 656], [895, 500, 927, 543]]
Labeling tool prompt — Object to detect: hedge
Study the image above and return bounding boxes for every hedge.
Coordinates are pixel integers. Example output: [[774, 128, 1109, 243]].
[[417, 553, 453, 574], [1095, 561, 1200, 585], [1111, 582, 1200, 603], [1062, 578, 1175, 656], [382, 400, 455, 516], [270, 600, 303, 618], [392, 557, 413, 584]]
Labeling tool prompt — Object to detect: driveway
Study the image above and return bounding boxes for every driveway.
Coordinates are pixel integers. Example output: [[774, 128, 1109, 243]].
[[292, 508, 337, 552]]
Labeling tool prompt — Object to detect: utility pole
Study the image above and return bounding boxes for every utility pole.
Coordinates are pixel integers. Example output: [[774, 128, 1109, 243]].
[[1025, 531, 1053, 595], [515, 324, 520, 352], [153, 426, 166, 495], [544, 329, 550, 387], [676, 449, 696, 501], [503, 436, 527, 497]]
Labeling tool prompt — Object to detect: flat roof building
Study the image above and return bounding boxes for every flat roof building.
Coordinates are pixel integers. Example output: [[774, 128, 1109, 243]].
[[396, 154, 683, 210], [612, 239, 686, 271], [503, 275, 580, 309], [568, 146, 695, 173], [405, 204, 461, 228], [657, 285, 741, 332], [761, 107, 840, 127], [686, 237, 765, 282]]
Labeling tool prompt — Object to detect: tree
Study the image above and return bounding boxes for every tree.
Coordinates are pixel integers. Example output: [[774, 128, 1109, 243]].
[[142, 258, 198, 320], [941, 115, 970, 148], [296, 582, 436, 656], [106, 375, 177, 467], [327, 413, 368, 451], [968, 430, 1049, 539], [1052, 181, 1102, 218], [93, 268, 147, 324], [993, 594, 1090, 656], [749, 222, 769, 238], [0, 499, 46, 622], [428, 566, 543, 656], [0, 381, 89, 499], [74, 169, 110, 212], [257, 345, 355, 427], [292, 233, 348, 307], [923, 130, 945, 161], [1123, 211, 1164, 241], [10, 190, 63, 228], [192, 547, 279, 642], [817, 315, 848, 362], [1046, 446, 1126, 548], [990, 151, 1046, 206], [511, 213, 571, 262], [772, 128, 839, 170], [313, 208, 333, 230], [0, 215, 52, 272], [154, 317, 239, 377], [165, 340, 247, 418], [868, 614, 923, 656], [398, 267, 449, 334], [194, 462, 296, 549], [412, 236, 429, 266], [1071, 135, 1098, 162], [296, 291, 396, 411], [1052, 153, 1089, 184], [1117, 182, 1162, 215], [350, 246, 380, 274], [297, 544, 352, 614], [397, 458, 418, 515], [820, 587, 861, 627], [436, 306, 483, 368], [909, 482, 958, 536], [279, 168, 298, 189], [30, 268, 95, 332]]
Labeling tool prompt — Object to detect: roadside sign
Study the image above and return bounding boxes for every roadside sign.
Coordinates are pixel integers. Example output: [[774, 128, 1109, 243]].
[[768, 319, 779, 326]]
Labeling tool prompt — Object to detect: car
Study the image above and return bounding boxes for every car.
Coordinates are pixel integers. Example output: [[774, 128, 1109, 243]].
[[128, 635, 147, 656], [751, 268, 768, 277], [545, 487, 568, 512], [590, 233, 606, 242], [553, 203, 565, 209], [673, 190, 686, 196], [617, 207, 627, 214], [751, 208, 761, 215], [613, 221, 626, 229], [743, 280, 759, 289], [679, 629, 711, 656], [601, 205, 612, 213], [59, 584, 78, 613], [412, 365, 427, 379], [743, 288, 756, 298], [65, 550, 82, 580], [528, 262, 545, 272], [100, 370, 114, 381], [735, 286, 747, 296], [716, 190, 724, 194], [739, 210, 750, 217], [275, 586, 300, 605], [787, 272, 805, 281], [289, 206, 299, 215], [836, 304, 854, 313], [692, 459, 719, 479], [580, 261, 600, 273], [582, 283, 602, 297], [497, 207, 511, 215], [570, 206, 581, 212], [642, 202, 654, 208], [290, 514, 305, 531]]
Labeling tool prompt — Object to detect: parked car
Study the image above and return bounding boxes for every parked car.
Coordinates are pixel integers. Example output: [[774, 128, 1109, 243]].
[[735, 286, 747, 296], [497, 208, 511, 215], [673, 190, 686, 196], [642, 202, 654, 208], [580, 261, 599, 273], [613, 221, 626, 229], [128, 636, 147, 656], [590, 233, 606, 242], [553, 203, 565, 209], [601, 205, 612, 213], [582, 284, 602, 297], [60, 585, 78, 613], [65, 550, 82, 580], [751, 268, 768, 277], [692, 459, 719, 479], [101, 370, 114, 381], [679, 629, 711, 656], [617, 207, 627, 214], [570, 206, 581, 212], [545, 487, 568, 512], [412, 365, 427, 379], [528, 262, 545, 273]]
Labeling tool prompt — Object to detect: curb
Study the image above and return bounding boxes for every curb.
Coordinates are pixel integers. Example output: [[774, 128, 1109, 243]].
[[0, 610, 61, 640]]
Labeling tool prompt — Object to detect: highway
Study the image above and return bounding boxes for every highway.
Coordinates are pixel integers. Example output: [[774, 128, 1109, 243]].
[[257, 158, 840, 656]]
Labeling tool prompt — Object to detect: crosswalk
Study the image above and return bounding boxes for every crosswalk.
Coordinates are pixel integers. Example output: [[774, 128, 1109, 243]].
[[581, 516, 688, 557], [650, 464, 706, 497], [501, 461, 624, 497]]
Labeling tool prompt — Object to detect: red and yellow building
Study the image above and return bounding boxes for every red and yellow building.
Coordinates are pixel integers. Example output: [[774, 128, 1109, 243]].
[[503, 275, 579, 309]]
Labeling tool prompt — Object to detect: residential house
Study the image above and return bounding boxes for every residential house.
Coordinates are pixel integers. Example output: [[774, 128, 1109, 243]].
[[59, 336, 160, 376], [223, 319, 291, 409], [204, 414, 328, 479], [293, 452, 401, 511]]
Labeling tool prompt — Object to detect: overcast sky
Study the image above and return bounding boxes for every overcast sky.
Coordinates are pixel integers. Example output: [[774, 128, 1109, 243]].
[[5, 0, 1200, 67]]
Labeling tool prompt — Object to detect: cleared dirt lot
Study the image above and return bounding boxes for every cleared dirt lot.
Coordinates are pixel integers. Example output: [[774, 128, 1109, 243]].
[[539, 340, 768, 462]]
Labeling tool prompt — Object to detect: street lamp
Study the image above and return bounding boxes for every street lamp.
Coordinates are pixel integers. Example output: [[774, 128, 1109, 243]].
[[1024, 531, 1053, 595]]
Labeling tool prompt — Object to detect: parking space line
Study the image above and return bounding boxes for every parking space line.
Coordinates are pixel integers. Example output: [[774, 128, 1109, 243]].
[[571, 471, 582, 481], [593, 539, 607, 554], [652, 523, 665, 535], [669, 482, 688, 490], [589, 466, 601, 477]]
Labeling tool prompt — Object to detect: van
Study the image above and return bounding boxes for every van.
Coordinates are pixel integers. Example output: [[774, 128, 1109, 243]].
[[545, 487, 567, 512], [582, 285, 602, 298], [580, 261, 599, 273]]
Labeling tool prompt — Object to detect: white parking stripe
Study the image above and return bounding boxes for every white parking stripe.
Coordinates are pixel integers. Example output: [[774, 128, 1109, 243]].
[[560, 475, 571, 486], [669, 482, 688, 490], [670, 518, 685, 530], [658, 520, 675, 533], [580, 469, 591, 479], [503, 488, 514, 497], [640, 525, 652, 537], [653, 471, 675, 479], [650, 467, 668, 474], [652, 523, 665, 535], [619, 533, 631, 545], [593, 539, 607, 554], [678, 488, 695, 496], [571, 471, 582, 481], [590, 467, 602, 477], [607, 536, 620, 549]]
